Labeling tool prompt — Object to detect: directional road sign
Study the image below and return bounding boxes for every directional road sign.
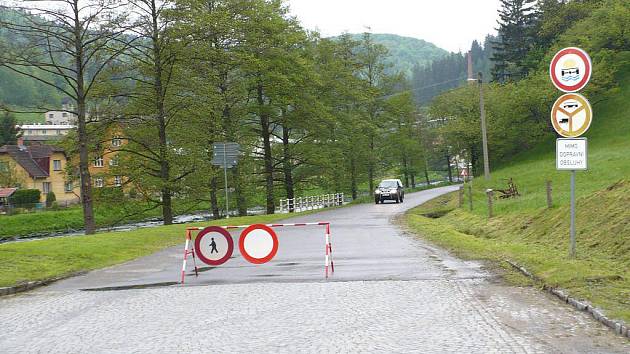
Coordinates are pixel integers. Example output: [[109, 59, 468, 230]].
[[238, 224, 279, 264], [557, 138, 587, 171], [194, 226, 234, 266], [551, 93, 592, 138], [550, 47, 592, 93], [212, 142, 240, 168]]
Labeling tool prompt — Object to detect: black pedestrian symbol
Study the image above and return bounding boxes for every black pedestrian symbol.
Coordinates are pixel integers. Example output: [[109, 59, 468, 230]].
[[210, 238, 219, 254]]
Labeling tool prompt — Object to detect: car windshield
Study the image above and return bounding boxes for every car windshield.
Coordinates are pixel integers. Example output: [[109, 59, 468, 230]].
[[379, 181, 397, 188]]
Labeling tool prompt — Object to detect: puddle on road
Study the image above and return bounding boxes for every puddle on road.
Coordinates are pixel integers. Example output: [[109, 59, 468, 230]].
[[81, 281, 179, 292]]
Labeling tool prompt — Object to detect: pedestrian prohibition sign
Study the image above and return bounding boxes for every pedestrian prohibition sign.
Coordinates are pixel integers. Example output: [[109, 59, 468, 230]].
[[551, 93, 592, 138], [194, 226, 234, 266], [239, 224, 279, 264], [550, 47, 592, 93]]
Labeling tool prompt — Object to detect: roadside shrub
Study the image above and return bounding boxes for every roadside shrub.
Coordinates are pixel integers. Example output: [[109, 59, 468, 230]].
[[93, 186, 124, 204], [9, 189, 40, 209], [45, 192, 56, 208]]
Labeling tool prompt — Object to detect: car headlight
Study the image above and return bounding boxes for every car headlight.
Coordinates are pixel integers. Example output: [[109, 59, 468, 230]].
[[375, 189, 381, 194], [390, 189, 398, 193]]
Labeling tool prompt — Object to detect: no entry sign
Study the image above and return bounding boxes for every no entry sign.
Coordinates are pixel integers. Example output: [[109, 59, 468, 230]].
[[194, 226, 234, 266], [550, 47, 592, 93], [238, 224, 279, 264], [551, 93, 592, 138]]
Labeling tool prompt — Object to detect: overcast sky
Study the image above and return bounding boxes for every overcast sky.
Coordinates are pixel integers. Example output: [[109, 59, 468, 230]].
[[286, 0, 501, 53]]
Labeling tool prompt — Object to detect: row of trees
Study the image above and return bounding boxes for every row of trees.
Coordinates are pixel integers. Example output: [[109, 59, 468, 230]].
[[0, 0, 434, 232]]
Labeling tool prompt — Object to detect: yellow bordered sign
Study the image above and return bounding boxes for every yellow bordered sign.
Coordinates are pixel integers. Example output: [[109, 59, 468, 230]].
[[550, 93, 592, 138]]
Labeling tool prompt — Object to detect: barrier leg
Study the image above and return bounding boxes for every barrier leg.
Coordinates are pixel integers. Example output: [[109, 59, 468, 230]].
[[327, 224, 334, 274], [181, 231, 191, 284], [325, 225, 331, 278], [191, 244, 199, 278]]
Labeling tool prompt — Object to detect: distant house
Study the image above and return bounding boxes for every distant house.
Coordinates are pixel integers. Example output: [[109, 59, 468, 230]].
[[0, 140, 80, 204], [0, 188, 17, 207], [18, 124, 76, 142], [45, 99, 78, 125]]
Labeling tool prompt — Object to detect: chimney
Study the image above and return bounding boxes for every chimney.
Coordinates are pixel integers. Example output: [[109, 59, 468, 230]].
[[467, 51, 476, 85]]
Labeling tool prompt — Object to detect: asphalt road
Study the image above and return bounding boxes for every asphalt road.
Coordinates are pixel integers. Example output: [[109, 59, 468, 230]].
[[1, 185, 628, 353]]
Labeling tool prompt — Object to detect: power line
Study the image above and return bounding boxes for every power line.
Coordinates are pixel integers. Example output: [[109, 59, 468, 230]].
[[380, 76, 468, 100]]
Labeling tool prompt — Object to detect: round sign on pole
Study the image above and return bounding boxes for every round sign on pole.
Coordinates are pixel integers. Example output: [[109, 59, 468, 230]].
[[238, 224, 279, 264], [551, 93, 592, 138], [194, 226, 234, 266], [550, 47, 592, 93]]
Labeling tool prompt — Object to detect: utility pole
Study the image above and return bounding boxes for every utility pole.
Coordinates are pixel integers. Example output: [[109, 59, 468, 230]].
[[478, 72, 490, 180]]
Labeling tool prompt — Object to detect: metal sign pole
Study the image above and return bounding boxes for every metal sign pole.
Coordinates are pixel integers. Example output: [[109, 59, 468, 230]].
[[570, 170, 576, 258], [223, 147, 229, 219]]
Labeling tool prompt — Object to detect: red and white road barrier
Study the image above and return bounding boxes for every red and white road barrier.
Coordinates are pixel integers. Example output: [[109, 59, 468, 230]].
[[181, 222, 334, 283]]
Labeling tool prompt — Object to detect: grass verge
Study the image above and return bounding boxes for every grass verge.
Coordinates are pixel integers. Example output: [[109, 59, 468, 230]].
[[404, 192, 630, 323], [0, 211, 317, 288]]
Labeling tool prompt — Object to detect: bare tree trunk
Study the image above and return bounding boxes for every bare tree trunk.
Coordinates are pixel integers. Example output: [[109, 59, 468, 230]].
[[151, 0, 172, 225], [72, 4, 95, 234], [402, 155, 409, 187], [231, 167, 247, 216], [368, 135, 375, 193], [258, 84, 274, 214], [350, 157, 358, 199], [210, 175, 220, 219], [282, 126, 294, 212]]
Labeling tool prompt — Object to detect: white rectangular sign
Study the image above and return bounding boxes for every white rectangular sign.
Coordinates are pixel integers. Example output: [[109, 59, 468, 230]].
[[556, 138, 587, 170]]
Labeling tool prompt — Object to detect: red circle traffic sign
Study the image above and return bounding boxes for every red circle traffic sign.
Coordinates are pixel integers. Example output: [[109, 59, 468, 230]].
[[550, 47, 592, 93], [238, 224, 279, 264], [194, 226, 234, 266]]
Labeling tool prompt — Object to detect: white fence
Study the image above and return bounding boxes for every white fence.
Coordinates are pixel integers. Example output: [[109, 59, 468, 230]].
[[278, 193, 344, 213]]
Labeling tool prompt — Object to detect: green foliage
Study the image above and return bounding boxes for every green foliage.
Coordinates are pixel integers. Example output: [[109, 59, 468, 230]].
[[0, 111, 21, 145], [45, 192, 56, 208], [491, 0, 539, 82], [9, 189, 40, 207], [432, 0, 629, 173], [338, 33, 448, 77], [411, 36, 495, 105]]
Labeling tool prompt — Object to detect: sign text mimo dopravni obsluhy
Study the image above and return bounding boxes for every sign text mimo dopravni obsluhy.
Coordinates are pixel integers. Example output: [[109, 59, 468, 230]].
[[556, 138, 587, 171]]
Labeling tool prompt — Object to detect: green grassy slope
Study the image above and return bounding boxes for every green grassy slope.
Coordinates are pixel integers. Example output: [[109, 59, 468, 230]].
[[405, 60, 630, 323]]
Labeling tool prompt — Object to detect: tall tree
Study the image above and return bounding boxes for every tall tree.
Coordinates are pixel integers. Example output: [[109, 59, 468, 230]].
[[0, 1, 134, 234], [491, 0, 539, 82], [0, 112, 21, 146], [115, 0, 192, 225], [357, 32, 391, 193]]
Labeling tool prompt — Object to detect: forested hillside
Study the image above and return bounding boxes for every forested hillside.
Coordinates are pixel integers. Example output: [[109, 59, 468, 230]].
[[339, 33, 448, 77], [0, 8, 64, 111], [411, 35, 495, 104]]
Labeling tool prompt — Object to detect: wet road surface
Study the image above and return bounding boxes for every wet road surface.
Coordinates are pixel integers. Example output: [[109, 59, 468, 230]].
[[1, 186, 628, 353]]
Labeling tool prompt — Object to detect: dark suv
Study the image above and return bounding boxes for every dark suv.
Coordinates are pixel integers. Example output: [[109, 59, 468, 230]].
[[374, 179, 404, 204]]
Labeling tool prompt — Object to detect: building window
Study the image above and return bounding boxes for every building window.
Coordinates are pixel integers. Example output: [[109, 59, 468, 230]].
[[43, 182, 51, 194], [62, 112, 67, 117], [94, 177, 104, 188], [41, 130, 47, 135], [109, 157, 119, 167], [53, 160, 62, 171], [114, 176, 122, 187], [93, 156, 104, 167], [65, 182, 73, 192], [49, 114, 54, 119], [111, 137, 122, 147], [56, 130, 62, 135]]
